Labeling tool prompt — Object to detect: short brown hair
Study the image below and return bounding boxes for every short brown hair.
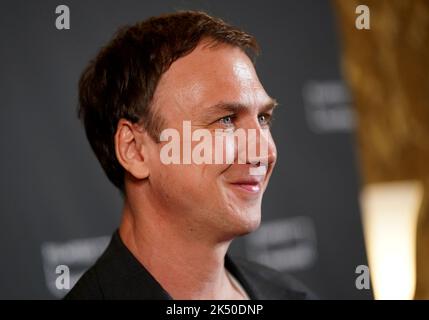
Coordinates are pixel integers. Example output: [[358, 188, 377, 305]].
[[78, 11, 259, 191]]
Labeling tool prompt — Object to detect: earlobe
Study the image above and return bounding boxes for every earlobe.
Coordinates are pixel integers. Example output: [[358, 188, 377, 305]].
[[115, 119, 150, 180]]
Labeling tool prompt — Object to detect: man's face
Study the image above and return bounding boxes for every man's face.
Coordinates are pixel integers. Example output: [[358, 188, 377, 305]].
[[145, 40, 277, 241]]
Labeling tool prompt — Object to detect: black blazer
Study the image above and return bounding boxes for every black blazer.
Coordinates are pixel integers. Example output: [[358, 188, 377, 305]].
[[64, 231, 314, 300]]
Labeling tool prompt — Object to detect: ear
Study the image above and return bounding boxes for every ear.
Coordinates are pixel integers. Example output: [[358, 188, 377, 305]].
[[115, 119, 150, 180]]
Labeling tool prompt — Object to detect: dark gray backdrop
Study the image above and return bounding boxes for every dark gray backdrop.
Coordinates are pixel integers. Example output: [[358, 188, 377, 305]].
[[0, 0, 372, 299]]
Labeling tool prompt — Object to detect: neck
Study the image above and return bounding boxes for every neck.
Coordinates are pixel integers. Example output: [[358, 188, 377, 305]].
[[118, 194, 244, 300]]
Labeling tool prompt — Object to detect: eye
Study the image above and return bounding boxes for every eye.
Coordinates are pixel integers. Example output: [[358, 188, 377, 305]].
[[258, 113, 272, 127], [218, 115, 235, 127]]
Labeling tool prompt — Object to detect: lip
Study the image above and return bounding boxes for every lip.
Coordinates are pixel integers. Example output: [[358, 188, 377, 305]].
[[233, 183, 261, 193], [229, 177, 263, 194]]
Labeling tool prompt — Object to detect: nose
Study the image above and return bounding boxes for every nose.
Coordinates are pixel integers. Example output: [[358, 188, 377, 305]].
[[237, 121, 277, 174]]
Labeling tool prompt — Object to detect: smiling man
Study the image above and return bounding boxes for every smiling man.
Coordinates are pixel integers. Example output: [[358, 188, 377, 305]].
[[66, 11, 313, 300]]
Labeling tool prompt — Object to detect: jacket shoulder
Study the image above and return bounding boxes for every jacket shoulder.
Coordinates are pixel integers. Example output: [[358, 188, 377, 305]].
[[64, 265, 103, 300]]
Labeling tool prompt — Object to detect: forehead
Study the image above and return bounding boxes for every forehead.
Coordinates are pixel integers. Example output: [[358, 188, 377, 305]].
[[152, 41, 270, 118]]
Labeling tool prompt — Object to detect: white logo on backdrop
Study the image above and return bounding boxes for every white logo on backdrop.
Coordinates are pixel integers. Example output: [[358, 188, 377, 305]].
[[244, 216, 317, 271], [41, 236, 109, 298], [303, 80, 355, 133]]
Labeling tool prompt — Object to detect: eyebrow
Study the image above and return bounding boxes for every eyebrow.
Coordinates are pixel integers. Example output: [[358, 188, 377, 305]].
[[204, 98, 279, 117]]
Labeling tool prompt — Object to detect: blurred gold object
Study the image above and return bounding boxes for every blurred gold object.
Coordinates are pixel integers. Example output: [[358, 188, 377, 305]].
[[333, 0, 429, 299]]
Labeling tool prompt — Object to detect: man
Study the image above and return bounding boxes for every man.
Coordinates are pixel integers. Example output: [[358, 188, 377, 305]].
[[66, 11, 313, 300]]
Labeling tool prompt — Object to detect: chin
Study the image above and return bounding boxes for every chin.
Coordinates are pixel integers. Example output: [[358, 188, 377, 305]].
[[228, 207, 262, 237]]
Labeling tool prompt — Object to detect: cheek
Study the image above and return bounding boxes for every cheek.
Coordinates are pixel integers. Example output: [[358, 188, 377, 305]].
[[156, 163, 217, 197], [151, 164, 179, 202]]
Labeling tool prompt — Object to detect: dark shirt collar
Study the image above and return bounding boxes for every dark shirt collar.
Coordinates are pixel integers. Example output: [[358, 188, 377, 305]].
[[93, 230, 306, 300]]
